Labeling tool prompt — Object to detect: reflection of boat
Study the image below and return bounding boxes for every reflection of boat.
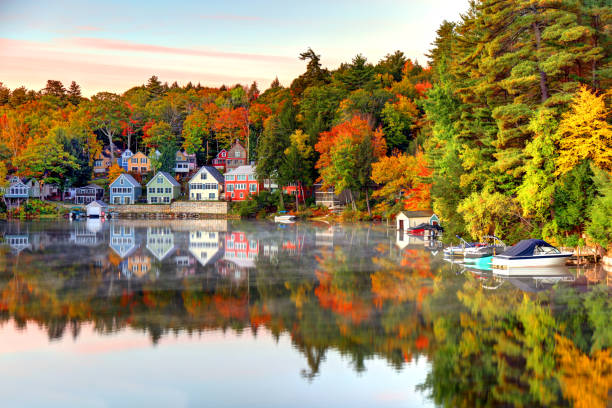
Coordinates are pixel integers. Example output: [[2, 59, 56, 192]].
[[274, 215, 296, 223], [495, 266, 575, 292], [464, 236, 505, 261], [492, 239, 572, 268]]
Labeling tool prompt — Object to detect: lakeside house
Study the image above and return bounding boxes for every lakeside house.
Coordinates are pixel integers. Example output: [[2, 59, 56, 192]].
[[174, 150, 197, 176], [146, 171, 181, 204], [283, 183, 313, 203], [86, 200, 108, 218], [4, 179, 29, 208], [212, 149, 227, 172], [25, 179, 41, 199], [75, 184, 104, 205], [224, 165, 261, 201], [93, 148, 114, 175], [127, 152, 151, 174], [225, 142, 248, 171], [188, 166, 224, 201], [109, 173, 142, 205], [314, 182, 352, 209], [396, 210, 440, 231], [119, 149, 134, 171]]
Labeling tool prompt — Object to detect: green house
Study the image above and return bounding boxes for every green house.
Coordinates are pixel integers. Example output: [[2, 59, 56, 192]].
[[146, 171, 181, 204]]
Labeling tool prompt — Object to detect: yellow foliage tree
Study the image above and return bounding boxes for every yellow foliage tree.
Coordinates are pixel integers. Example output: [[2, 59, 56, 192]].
[[107, 162, 124, 184], [556, 86, 612, 175]]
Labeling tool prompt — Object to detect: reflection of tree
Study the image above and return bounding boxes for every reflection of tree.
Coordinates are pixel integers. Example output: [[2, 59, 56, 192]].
[[0, 223, 609, 406]]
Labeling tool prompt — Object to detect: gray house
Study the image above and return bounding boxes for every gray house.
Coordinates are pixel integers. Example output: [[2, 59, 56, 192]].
[[109, 173, 142, 205], [146, 171, 181, 204]]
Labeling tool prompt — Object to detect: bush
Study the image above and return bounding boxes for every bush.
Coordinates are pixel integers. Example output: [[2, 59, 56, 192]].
[[8, 199, 62, 218]]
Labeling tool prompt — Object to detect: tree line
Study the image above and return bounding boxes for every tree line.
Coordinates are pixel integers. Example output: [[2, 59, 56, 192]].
[[0, 0, 610, 250]]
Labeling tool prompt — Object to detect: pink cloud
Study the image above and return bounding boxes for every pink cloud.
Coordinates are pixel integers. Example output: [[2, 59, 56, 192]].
[[66, 37, 293, 63]]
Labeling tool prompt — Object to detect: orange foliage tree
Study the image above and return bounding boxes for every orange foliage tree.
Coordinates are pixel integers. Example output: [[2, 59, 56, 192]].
[[315, 116, 386, 212], [371, 149, 432, 212], [213, 107, 249, 148]]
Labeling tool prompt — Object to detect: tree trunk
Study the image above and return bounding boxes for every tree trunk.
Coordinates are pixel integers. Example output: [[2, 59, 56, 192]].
[[531, 20, 549, 102], [295, 182, 299, 212], [106, 130, 115, 159], [365, 188, 371, 217]]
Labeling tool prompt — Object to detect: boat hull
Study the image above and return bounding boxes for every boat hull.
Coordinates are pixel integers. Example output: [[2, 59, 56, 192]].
[[491, 253, 572, 269]]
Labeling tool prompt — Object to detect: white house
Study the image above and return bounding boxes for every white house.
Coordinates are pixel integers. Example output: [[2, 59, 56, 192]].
[[396, 211, 440, 232], [188, 166, 224, 201], [86, 200, 108, 218]]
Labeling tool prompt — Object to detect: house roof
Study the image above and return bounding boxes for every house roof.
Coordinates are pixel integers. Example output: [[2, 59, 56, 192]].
[[111, 173, 140, 188], [77, 184, 104, 191], [147, 171, 181, 187], [190, 166, 224, 184], [398, 210, 435, 218], [87, 200, 108, 207], [225, 164, 256, 176], [131, 151, 147, 158]]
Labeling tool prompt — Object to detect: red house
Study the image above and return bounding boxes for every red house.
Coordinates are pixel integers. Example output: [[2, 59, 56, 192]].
[[224, 165, 262, 201], [283, 183, 313, 203], [212, 149, 227, 171]]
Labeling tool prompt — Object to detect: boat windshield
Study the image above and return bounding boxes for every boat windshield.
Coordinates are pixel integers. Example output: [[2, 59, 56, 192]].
[[534, 245, 561, 255]]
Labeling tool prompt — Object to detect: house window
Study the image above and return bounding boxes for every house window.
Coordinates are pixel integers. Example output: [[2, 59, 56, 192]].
[[235, 151, 241, 157], [163, 196, 170, 203], [151, 197, 158, 203], [226, 175, 234, 181], [157, 177, 162, 183], [120, 178, 124, 185], [239, 193, 244, 198], [157, 188, 163, 193], [208, 193, 215, 199], [141, 167, 146, 172], [227, 184, 234, 192], [201, 173, 207, 180], [237, 175, 246, 181], [148, 187, 154, 194], [94, 160, 102, 167], [141, 158, 147, 163], [250, 184, 257, 192], [165, 188, 171, 193]]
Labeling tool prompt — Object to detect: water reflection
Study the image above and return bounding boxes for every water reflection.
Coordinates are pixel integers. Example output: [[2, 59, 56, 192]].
[[0, 220, 610, 407]]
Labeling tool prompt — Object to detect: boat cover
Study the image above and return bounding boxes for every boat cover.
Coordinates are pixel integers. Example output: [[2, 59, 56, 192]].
[[501, 239, 554, 257], [410, 223, 444, 232]]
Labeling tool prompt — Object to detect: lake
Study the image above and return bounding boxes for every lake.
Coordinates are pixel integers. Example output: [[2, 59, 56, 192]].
[[0, 220, 609, 407]]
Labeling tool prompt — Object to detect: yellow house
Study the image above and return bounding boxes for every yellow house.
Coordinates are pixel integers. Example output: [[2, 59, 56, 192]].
[[128, 152, 150, 174]]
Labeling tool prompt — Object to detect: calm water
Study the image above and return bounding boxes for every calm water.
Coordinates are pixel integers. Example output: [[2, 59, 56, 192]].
[[0, 220, 609, 407]]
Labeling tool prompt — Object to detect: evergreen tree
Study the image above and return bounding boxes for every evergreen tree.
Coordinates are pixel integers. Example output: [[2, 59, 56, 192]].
[[67, 81, 82, 105], [146, 75, 163, 99]]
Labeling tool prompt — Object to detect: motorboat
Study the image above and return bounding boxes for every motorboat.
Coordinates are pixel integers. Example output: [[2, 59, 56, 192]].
[[274, 215, 297, 223], [443, 235, 478, 258], [408, 222, 444, 236], [464, 236, 506, 262], [491, 239, 572, 269]]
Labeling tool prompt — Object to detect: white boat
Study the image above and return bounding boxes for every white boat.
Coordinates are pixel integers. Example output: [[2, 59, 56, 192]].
[[491, 239, 572, 269], [463, 235, 505, 262], [274, 215, 297, 223], [443, 236, 477, 258]]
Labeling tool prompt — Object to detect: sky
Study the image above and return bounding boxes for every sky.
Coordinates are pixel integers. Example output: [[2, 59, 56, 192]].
[[0, 0, 469, 96]]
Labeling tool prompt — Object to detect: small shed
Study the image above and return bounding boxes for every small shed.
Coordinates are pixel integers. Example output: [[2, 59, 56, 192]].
[[396, 211, 440, 231], [86, 200, 108, 218]]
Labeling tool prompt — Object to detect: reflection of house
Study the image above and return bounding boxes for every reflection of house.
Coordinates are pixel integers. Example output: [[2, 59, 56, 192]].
[[396, 211, 439, 231], [188, 166, 224, 201], [224, 231, 258, 268], [146, 227, 176, 261], [189, 230, 222, 267], [174, 254, 197, 277], [315, 225, 341, 247], [5, 234, 31, 254], [75, 184, 104, 205], [127, 252, 152, 278], [70, 222, 99, 246], [109, 224, 137, 258]]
